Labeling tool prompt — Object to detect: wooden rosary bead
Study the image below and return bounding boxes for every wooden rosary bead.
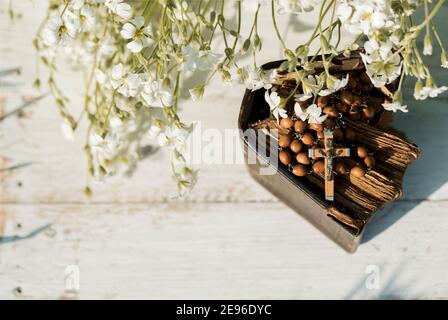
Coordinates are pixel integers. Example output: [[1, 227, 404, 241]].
[[308, 123, 324, 132], [336, 102, 350, 113], [348, 107, 361, 121], [278, 134, 292, 148], [364, 156, 376, 168], [344, 127, 357, 142], [341, 90, 354, 105], [356, 146, 369, 158], [350, 165, 366, 178], [323, 118, 336, 130], [352, 95, 362, 108], [335, 161, 348, 175], [289, 140, 303, 153], [296, 152, 311, 165], [279, 150, 292, 165], [294, 120, 307, 133], [317, 96, 329, 108], [362, 105, 375, 120], [323, 106, 339, 118], [292, 164, 308, 177], [280, 117, 294, 129], [333, 128, 344, 142], [312, 160, 325, 174], [301, 132, 315, 146]]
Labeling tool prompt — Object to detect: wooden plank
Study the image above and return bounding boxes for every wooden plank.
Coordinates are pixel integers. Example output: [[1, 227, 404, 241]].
[[0, 201, 448, 299]]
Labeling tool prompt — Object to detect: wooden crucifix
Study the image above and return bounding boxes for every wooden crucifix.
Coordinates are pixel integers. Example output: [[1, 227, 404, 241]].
[[308, 129, 351, 201]]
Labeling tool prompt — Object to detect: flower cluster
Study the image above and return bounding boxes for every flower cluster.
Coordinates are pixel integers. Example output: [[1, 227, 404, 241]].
[[27, 0, 447, 195]]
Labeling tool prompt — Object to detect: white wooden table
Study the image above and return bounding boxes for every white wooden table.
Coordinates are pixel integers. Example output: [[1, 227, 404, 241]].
[[1, 2, 447, 299]]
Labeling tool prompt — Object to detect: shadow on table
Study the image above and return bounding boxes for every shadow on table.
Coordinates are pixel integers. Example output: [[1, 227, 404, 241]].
[[362, 92, 448, 243], [0, 223, 51, 245]]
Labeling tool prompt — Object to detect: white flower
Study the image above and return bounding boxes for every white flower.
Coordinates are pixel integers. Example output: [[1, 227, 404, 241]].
[[71, 0, 85, 10], [78, 6, 96, 32], [382, 102, 408, 113], [319, 74, 349, 96], [441, 51, 448, 69], [242, 0, 270, 13], [232, 66, 276, 91], [61, 122, 75, 141], [337, 0, 397, 36], [276, 0, 317, 14], [360, 39, 402, 87], [41, 16, 77, 46], [423, 34, 433, 56], [141, 80, 173, 108], [120, 16, 153, 53], [294, 103, 327, 124], [182, 45, 221, 72], [294, 75, 319, 101], [118, 73, 143, 97], [265, 91, 287, 122], [157, 125, 191, 151], [105, 0, 132, 20], [189, 85, 205, 101], [110, 63, 126, 89], [89, 132, 121, 162], [414, 85, 448, 100]]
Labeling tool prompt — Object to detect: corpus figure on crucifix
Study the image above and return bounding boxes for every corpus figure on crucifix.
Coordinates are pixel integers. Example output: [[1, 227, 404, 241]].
[[308, 129, 351, 201]]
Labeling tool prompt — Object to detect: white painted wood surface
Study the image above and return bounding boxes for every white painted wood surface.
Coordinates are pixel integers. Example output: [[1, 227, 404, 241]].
[[0, 1, 447, 299]]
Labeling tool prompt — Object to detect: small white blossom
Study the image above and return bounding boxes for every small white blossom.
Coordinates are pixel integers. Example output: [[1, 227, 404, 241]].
[[89, 132, 121, 163], [157, 125, 191, 151], [276, 0, 317, 14], [182, 45, 221, 72], [142, 80, 173, 108], [414, 85, 448, 100], [232, 66, 276, 91], [441, 51, 448, 69], [382, 101, 408, 113], [121, 16, 153, 53], [242, 0, 270, 12], [265, 91, 287, 122], [105, 0, 132, 19], [319, 74, 349, 96], [337, 0, 397, 36], [361, 39, 402, 87], [423, 34, 433, 56], [294, 75, 319, 101], [78, 6, 96, 32], [294, 103, 327, 124], [41, 16, 77, 46], [189, 85, 205, 101]]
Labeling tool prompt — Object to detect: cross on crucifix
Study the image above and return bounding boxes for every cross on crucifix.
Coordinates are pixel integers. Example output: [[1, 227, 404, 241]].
[[308, 129, 351, 201]]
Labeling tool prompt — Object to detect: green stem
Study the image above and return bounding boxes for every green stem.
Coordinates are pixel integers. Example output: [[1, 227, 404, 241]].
[[271, 0, 287, 50]]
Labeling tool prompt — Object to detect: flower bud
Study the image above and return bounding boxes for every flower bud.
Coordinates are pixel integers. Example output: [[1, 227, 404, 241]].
[[423, 34, 433, 56], [189, 85, 205, 101], [413, 79, 423, 99], [441, 50, 448, 69]]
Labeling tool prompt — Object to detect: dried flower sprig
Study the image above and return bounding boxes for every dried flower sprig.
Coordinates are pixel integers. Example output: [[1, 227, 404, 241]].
[[21, 0, 448, 195]]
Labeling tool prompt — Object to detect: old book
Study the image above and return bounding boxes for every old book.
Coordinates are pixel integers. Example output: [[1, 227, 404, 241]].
[[239, 53, 420, 252]]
